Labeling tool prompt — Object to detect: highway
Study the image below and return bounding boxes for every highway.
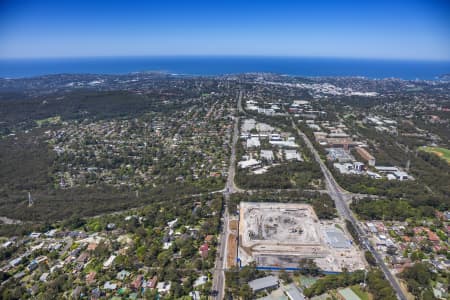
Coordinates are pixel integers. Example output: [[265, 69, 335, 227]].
[[292, 119, 408, 300], [211, 90, 242, 300]]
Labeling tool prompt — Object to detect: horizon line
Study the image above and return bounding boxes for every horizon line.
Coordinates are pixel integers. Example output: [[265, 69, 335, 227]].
[[1, 54, 450, 63]]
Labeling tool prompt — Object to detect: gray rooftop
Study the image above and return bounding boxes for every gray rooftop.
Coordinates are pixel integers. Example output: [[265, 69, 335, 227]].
[[248, 275, 279, 291], [284, 284, 305, 300]]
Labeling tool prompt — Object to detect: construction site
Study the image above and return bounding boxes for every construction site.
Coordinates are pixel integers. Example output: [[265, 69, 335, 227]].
[[238, 202, 366, 272]]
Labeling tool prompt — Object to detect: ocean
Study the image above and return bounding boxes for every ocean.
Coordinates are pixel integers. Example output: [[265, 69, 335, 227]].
[[0, 56, 449, 80]]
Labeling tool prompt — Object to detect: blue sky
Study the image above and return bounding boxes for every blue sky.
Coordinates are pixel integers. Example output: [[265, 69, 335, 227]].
[[0, 0, 449, 60]]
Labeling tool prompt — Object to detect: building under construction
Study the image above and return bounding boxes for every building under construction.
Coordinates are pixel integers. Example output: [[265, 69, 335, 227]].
[[238, 202, 366, 272]]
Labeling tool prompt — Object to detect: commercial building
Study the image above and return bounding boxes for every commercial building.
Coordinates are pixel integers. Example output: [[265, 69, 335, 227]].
[[356, 147, 376, 166], [284, 149, 302, 161], [247, 137, 261, 148], [326, 137, 355, 149], [334, 163, 358, 175], [260, 150, 274, 162], [238, 158, 261, 169], [241, 119, 256, 134], [353, 162, 365, 172], [326, 148, 354, 163], [375, 166, 399, 173], [248, 276, 279, 292], [393, 171, 409, 181]]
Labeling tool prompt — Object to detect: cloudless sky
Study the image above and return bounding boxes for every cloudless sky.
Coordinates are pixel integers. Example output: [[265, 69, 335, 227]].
[[0, 0, 449, 60]]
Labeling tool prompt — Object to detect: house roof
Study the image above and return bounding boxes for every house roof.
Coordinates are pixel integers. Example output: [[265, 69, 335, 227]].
[[147, 275, 158, 288], [104, 281, 117, 290]]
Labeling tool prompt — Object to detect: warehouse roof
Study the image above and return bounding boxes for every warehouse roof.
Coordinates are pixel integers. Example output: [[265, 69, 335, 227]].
[[248, 276, 279, 291]]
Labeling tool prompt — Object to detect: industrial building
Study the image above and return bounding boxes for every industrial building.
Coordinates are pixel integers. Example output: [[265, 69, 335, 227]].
[[248, 275, 280, 292], [326, 148, 354, 163], [247, 137, 261, 148], [356, 147, 376, 166], [260, 150, 274, 162], [284, 149, 303, 161]]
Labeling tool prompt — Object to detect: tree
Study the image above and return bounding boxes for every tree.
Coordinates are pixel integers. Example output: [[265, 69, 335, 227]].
[[239, 284, 253, 300], [279, 269, 292, 284], [298, 259, 320, 276], [365, 251, 376, 266], [400, 262, 435, 298]]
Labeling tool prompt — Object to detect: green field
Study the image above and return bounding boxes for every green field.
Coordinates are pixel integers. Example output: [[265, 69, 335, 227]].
[[35, 115, 61, 127], [419, 146, 450, 164]]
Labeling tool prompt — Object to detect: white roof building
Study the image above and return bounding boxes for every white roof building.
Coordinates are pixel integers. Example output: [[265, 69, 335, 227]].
[[103, 255, 116, 268], [39, 272, 49, 282], [189, 291, 201, 300], [248, 276, 279, 292], [334, 163, 356, 175], [238, 159, 261, 169], [241, 119, 256, 133], [393, 171, 409, 181], [366, 171, 382, 179], [260, 150, 274, 161], [270, 140, 298, 148], [104, 281, 117, 290], [193, 275, 208, 287], [247, 137, 261, 148], [256, 123, 275, 133], [157, 282, 172, 294], [386, 174, 397, 180], [284, 149, 302, 161], [375, 166, 399, 173]]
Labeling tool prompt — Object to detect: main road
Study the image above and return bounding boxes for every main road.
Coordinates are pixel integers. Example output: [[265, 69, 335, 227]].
[[291, 119, 407, 300], [211, 90, 242, 299]]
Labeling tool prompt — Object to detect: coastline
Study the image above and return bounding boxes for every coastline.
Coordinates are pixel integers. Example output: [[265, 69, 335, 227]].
[[1, 56, 450, 80]]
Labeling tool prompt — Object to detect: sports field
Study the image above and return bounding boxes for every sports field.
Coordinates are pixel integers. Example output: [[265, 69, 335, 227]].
[[420, 146, 450, 164]]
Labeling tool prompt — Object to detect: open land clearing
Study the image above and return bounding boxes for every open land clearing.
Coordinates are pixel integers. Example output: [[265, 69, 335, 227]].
[[226, 219, 239, 268], [238, 202, 366, 272], [419, 146, 450, 164], [229, 219, 238, 231], [227, 234, 237, 268]]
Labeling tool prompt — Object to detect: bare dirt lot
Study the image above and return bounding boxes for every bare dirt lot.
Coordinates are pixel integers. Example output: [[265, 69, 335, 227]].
[[227, 233, 237, 268], [229, 219, 238, 231], [240, 202, 323, 252], [238, 202, 366, 272]]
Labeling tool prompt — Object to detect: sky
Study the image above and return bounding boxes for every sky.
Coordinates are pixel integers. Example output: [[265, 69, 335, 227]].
[[0, 0, 449, 60]]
